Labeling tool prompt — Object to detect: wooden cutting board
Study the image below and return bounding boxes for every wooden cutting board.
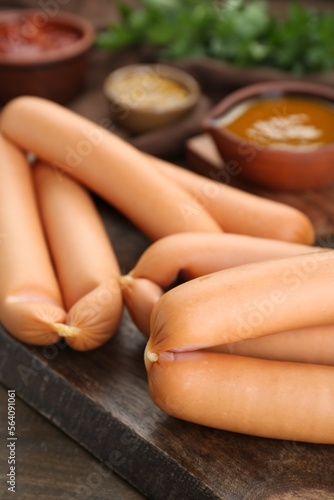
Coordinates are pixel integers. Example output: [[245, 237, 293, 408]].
[[1, 196, 334, 500]]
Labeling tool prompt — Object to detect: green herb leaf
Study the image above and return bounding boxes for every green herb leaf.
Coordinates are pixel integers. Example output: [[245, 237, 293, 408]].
[[96, 0, 334, 75]]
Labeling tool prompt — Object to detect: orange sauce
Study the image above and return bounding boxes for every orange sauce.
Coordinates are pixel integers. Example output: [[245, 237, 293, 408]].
[[217, 96, 334, 149]]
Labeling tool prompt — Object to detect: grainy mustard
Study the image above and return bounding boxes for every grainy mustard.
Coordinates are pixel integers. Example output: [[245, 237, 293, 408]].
[[111, 71, 189, 111]]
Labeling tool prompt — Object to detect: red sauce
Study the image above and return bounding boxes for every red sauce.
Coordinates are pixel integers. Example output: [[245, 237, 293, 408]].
[[0, 14, 81, 57]]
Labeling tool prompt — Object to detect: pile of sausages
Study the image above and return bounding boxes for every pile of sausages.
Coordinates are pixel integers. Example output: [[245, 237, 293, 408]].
[[0, 96, 333, 444]]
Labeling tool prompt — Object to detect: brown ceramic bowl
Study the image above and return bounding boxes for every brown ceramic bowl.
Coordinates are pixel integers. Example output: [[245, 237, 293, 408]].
[[203, 80, 334, 191], [0, 9, 95, 104], [103, 64, 200, 133]]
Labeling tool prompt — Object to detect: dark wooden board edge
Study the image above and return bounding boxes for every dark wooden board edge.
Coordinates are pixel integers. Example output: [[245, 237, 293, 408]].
[[0, 383, 146, 500], [0, 326, 219, 500]]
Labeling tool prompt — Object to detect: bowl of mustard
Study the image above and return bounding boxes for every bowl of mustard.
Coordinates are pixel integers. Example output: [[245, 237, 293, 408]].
[[203, 80, 334, 191], [103, 64, 200, 134]]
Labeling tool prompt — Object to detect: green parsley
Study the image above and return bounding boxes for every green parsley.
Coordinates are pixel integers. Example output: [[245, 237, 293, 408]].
[[95, 0, 334, 75]]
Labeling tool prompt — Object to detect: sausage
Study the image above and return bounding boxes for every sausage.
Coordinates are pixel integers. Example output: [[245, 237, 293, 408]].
[[148, 250, 334, 352], [120, 232, 322, 335], [209, 324, 334, 366], [119, 275, 163, 337], [149, 155, 315, 244], [0, 96, 222, 240], [145, 250, 334, 442], [33, 161, 123, 351], [0, 135, 66, 345], [144, 349, 334, 443], [129, 232, 319, 286]]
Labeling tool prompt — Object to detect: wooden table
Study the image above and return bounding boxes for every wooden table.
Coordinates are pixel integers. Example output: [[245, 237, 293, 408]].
[[1, 1, 334, 499], [0, 383, 145, 499]]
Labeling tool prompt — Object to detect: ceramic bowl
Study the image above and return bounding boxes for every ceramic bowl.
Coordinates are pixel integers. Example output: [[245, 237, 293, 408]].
[[203, 80, 334, 191], [0, 9, 95, 104], [103, 64, 201, 133]]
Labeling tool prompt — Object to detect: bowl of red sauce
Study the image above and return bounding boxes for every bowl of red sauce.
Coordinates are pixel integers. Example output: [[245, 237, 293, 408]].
[[203, 80, 334, 191], [0, 9, 95, 104]]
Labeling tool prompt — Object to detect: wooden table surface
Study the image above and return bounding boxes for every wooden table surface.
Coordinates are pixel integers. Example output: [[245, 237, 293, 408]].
[[0, 383, 145, 500], [1, 1, 334, 499]]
